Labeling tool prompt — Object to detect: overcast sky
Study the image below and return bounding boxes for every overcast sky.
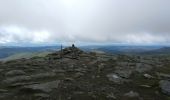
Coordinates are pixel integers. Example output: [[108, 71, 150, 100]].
[[0, 0, 170, 46]]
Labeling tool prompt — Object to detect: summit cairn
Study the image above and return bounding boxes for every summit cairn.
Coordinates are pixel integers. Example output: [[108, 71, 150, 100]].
[[47, 44, 83, 60]]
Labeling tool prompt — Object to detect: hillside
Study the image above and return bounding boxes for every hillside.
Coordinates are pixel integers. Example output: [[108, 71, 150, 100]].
[[0, 46, 170, 100], [0, 51, 52, 61], [0, 46, 60, 59]]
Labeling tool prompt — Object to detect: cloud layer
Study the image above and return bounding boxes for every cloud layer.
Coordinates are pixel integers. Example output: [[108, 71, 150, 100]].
[[0, 0, 170, 45]]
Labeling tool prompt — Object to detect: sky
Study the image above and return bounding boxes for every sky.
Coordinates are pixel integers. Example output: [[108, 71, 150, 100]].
[[0, 0, 170, 46]]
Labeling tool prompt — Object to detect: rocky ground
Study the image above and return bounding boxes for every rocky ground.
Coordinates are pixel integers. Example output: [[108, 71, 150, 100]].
[[0, 46, 170, 100]]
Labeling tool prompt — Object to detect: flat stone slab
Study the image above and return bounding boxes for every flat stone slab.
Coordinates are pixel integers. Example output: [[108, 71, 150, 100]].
[[5, 70, 26, 77], [30, 72, 56, 79], [3, 76, 31, 84], [22, 80, 60, 93]]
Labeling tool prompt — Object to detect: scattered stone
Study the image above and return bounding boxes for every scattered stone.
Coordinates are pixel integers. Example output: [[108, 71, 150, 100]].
[[74, 68, 86, 73], [124, 91, 139, 98], [117, 62, 128, 67], [0, 69, 4, 73], [88, 60, 97, 65], [143, 74, 154, 79], [97, 63, 105, 73], [135, 63, 152, 73], [30, 72, 56, 79], [34, 93, 49, 98], [0, 93, 13, 99], [106, 93, 116, 99], [22, 80, 60, 93], [3, 76, 31, 84], [53, 69, 66, 73], [5, 70, 26, 77], [159, 80, 170, 96], [107, 73, 129, 84], [74, 72, 84, 78], [73, 91, 84, 95], [69, 65, 74, 69], [10, 82, 39, 87], [96, 75, 100, 78], [0, 89, 8, 93], [64, 78, 74, 81], [157, 73, 170, 79], [0, 46, 168, 100], [140, 85, 151, 88], [82, 64, 87, 68], [115, 70, 132, 79]]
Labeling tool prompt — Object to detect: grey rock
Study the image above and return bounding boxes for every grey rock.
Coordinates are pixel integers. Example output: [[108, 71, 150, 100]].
[[143, 74, 154, 79], [10, 82, 39, 87], [140, 85, 151, 88], [0, 93, 13, 99], [124, 91, 140, 98], [74, 72, 84, 78], [0, 69, 4, 73], [53, 69, 66, 73], [0, 89, 8, 93], [106, 93, 116, 99], [117, 62, 128, 67], [73, 91, 84, 95], [115, 70, 132, 79], [74, 68, 86, 73], [157, 73, 170, 79], [64, 77, 74, 81], [159, 80, 170, 96], [97, 63, 105, 73], [22, 80, 60, 93], [135, 63, 152, 73], [30, 72, 56, 79], [3, 76, 31, 84], [5, 70, 26, 77], [34, 93, 49, 98], [107, 73, 129, 84]]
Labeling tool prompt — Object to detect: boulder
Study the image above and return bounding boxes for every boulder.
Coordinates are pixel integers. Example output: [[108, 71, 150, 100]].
[[159, 80, 170, 96]]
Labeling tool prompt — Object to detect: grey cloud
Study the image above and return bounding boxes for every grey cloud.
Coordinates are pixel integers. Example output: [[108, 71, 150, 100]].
[[0, 0, 170, 45]]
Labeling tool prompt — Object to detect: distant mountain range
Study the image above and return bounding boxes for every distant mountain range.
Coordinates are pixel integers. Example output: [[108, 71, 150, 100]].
[[81, 45, 164, 54], [141, 47, 170, 55], [0, 45, 170, 61]]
